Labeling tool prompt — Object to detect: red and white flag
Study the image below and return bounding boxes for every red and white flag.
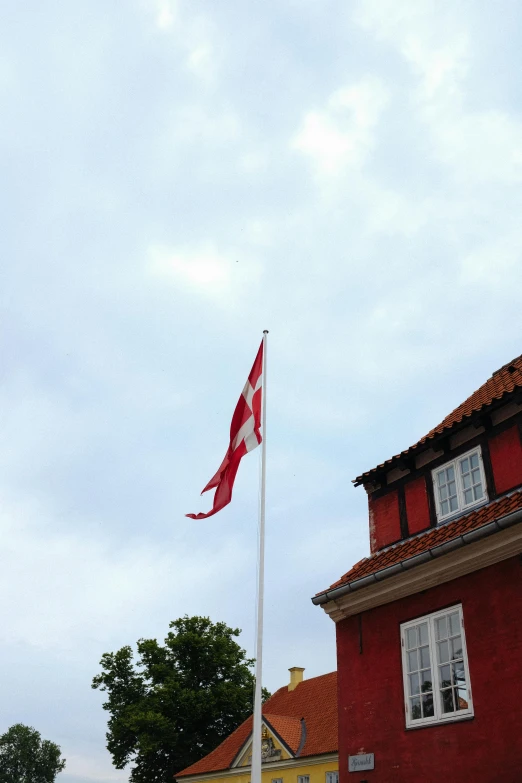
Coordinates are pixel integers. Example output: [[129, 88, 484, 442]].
[[187, 341, 263, 519]]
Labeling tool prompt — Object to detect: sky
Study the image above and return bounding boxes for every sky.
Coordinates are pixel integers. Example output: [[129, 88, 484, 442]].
[[1, 1, 522, 781]]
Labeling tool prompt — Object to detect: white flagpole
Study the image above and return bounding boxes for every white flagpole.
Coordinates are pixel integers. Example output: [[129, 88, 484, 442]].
[[251, 330, 268, 783]]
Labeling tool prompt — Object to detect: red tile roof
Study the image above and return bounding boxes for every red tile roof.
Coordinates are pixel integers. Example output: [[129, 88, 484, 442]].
[[355, 353, 522, 485], [321, 489, 522, 592], [176, 672, 338, 778], [264, 714, 302, 755]]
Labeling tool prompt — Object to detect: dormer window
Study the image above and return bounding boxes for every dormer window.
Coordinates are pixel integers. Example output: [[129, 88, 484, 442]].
[[432, 447, 488, 523]]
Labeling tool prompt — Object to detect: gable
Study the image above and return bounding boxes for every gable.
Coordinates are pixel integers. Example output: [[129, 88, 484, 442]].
[[232, 718, 298, 768]]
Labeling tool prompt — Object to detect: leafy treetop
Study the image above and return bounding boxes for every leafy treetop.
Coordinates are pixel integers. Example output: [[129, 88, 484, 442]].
[[92, 615, 270, 783], [0, 723, 66, 783]]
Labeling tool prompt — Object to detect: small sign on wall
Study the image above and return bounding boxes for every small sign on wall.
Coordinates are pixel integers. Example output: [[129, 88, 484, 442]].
[[348, 753, 374, 773]]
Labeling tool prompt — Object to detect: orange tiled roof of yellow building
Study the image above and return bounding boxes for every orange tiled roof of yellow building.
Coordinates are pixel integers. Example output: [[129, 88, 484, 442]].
[[176, 672, 337, 778]]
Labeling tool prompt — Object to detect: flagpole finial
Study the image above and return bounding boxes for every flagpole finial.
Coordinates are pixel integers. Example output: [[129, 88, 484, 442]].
[[263, 329, 269, 334]]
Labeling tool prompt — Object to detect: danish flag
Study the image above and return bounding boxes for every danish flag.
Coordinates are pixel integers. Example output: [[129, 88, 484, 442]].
[[187, 340, 264, 519]]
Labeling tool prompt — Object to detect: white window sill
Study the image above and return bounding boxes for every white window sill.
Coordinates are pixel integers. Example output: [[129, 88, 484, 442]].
[[406, 713, 474, 731]]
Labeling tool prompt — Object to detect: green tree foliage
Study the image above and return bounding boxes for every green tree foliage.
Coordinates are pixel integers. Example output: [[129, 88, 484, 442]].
[[92, 616, 270, 783], [0, 723, 66, 783]]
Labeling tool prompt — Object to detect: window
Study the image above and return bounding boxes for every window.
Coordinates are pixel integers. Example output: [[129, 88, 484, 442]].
[[297, 776, 310, 783], [326, 773, 339, 783], [272, 779, 283, 783], [432, 447, 487, 522], [401, 605, 473, 728]]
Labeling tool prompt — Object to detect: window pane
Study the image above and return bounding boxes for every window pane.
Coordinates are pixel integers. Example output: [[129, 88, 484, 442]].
[[406, 628, 417, 650], [451, 636, 463, 659], [449, 496, 459, 511], [439, 664, 451, 689], [440, 485, 448, 500], [419, 623, 429, 646], [470, 453, 479, 468], [422, 693, 434, 717], [448, 480, 457, 496], [420, 645, 431, 669], [436, 616, 448, 640], [464, 488, 473, 504], [437, 640, 450, 663], [441, 688, 455, 713], [474, 485, 483, 500], [441, 499, 449, 515], [437, 470, 445, 486], [449, 613, 460, 636], [421, 670, 433, 692], [471, 468, 481, 484], [460, 457, 469, 473], [462, 473, 471, 489], [407, 650, 418, 672], [409, 673, 420, 695], [410, 696, 421, 720], [452, 662, 465, 685], [447, 466, 455, 480], [456, 687, 469, 710]]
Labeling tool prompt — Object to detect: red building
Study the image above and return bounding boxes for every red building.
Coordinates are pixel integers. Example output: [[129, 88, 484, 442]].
[[313, 355, 522, 782]]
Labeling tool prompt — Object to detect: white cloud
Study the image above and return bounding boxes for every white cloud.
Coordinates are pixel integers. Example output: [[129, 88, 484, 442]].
[[355, 0, 522, 185], [460, 228, 522, 286], [186, 43, 215, 83], [0, 491, 249, 652], [292, 77, 389, 177], [148, 243, 262, 307], [153, 0, 178, 30], [356, 0, 470, 99], [150, 2, 219, 85]]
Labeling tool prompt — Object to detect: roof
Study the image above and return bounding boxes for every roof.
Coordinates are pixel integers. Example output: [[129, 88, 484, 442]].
[[263, 715, 302, 755], [355, 353, 522, 485], [321, 489, 522, 592], [176, 672, 338, 778]]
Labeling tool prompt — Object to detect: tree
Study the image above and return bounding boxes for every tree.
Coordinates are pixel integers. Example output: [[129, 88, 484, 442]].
[[0, 723, 66, 783], [92, 616, 270, 783]]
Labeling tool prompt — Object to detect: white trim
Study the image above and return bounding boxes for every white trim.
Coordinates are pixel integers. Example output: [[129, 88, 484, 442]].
[[400, 604, 473, 729], [432, 446, 488, 523]]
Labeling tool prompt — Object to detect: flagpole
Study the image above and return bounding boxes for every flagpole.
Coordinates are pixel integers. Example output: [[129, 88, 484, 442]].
[[251, 330, 268, 783]]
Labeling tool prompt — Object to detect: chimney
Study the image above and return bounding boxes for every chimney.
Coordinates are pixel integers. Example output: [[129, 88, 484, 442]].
[[288, 667, 305, 691]]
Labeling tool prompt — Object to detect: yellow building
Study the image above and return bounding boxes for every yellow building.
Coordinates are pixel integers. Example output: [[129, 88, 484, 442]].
[[176, 669, 338, 783]]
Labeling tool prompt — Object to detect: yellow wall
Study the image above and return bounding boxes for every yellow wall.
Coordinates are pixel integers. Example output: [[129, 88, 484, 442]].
[[183, 756, 339, 783]]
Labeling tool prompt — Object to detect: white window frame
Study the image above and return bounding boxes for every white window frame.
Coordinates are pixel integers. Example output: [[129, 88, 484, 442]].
[[326, 772, 339, 783], [297, 776, 310, 783], [432, 446, 488, 523], [272, 778, 283, 783], [400, 604, 473, 729]]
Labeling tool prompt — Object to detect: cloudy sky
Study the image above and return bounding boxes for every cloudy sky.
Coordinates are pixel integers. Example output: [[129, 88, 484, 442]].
[[2, 0, 522, 780]]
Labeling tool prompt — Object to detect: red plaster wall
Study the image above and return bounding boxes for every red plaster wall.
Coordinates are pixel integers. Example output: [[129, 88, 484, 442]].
[[368, 491, 401, 553], [336, 557, 522, 783], [489, 424, 522, 495], [404, 476, 431, 535]]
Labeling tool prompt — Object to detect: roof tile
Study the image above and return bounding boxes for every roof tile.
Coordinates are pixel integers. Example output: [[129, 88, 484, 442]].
[[321, 489, 522, 592]]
